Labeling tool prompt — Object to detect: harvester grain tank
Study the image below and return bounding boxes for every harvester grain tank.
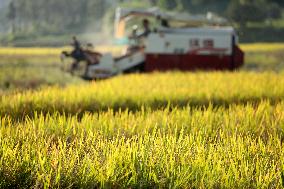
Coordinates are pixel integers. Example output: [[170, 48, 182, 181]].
[[63, 7, 244, 79]]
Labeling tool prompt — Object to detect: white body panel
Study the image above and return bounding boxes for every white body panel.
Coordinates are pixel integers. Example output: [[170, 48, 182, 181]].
[[86, 51, 145, 79], [146, 27, 234, 55], [115, 51, 145, 72], [86, 53, 116, 79]]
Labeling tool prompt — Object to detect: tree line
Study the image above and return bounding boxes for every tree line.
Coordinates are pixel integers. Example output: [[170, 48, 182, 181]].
[[3, 0, 284, 35], [5, 0, 109, 34]]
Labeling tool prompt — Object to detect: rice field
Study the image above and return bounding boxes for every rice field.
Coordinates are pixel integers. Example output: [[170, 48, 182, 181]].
[[0, 43, 284, 188], [1, 71, 284, 119], [0, 102, 283, 188], [240, 43, 284, 52], [0, 45, 125, 56], [1, 43, 283, 55]]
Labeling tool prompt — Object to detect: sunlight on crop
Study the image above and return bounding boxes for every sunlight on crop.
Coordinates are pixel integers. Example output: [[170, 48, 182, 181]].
[[0, 45, 125, 56], [0, 43, 283, 56], [1, 71, 284, 118], [241, 43, 284, 52], [0, 101, 282, 188], [0, 47, 70, 55]]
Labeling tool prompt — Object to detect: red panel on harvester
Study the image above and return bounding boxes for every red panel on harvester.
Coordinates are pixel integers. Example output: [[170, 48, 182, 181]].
[[234, 46, 244, 68], [180, 54, 231, 70], [145, 54, 233, 72], [144, 54, 181, 71]]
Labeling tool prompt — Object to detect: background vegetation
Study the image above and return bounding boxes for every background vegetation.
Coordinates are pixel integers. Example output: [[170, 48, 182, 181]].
[[1, 0, 284, 45]]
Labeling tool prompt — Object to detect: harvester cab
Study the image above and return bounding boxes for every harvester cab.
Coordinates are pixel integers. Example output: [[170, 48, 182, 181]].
[[62, 7, 244, 80]]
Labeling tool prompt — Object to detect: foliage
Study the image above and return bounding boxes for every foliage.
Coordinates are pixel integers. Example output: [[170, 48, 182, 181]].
[[0, 0, 283, 37], [225, 0, 265, 26], [6, 1, 16, 33], [238, 27, 284, 43], [3, 0, 111, 35], [226, 0, 279, 27]]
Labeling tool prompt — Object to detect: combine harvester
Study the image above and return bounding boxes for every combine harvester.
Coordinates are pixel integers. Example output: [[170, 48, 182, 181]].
[[63, 7, 244, 79]]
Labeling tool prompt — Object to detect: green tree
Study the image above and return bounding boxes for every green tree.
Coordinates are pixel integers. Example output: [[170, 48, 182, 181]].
[[270, 0, 284, 7], [226, 0, 266, 27], [7, 1, 16, 34], [266, 3, 282, 20], [157, 0, 177, 10]]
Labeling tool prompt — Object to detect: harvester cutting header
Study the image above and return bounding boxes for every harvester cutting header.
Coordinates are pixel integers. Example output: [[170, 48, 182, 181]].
[[61, 7, 244, 80]]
